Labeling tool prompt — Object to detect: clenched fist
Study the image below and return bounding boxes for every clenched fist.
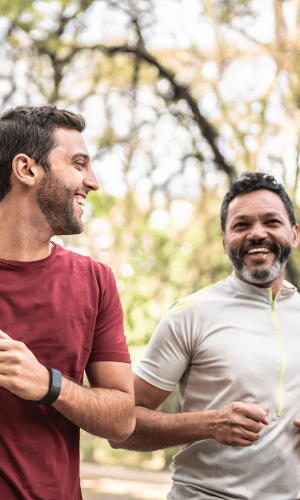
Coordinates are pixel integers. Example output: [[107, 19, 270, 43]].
[[0, 329, 49, 401], [210, 401, 269, 447]]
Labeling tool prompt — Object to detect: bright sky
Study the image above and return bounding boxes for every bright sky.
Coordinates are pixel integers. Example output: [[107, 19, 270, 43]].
[[0, 0, 298, 204], [82, 0, 275, 48]]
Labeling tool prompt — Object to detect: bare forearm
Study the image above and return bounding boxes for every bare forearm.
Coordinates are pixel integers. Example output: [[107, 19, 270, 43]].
[[53, 377, 135, 442], [110, 401, 270, 451], [0, 333, 135, 441], [110, 406, 215, 451]]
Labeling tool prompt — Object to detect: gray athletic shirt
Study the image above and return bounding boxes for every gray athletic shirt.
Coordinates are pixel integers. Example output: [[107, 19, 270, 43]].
[[134, 273, 300, 499]]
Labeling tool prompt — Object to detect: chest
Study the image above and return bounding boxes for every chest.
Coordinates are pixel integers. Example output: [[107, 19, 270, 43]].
[[180, 297, 300, 417], [0, 267, 100, 379]]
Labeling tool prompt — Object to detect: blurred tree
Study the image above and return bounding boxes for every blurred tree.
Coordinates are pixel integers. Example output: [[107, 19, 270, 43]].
[[1, 0, 300, 469]]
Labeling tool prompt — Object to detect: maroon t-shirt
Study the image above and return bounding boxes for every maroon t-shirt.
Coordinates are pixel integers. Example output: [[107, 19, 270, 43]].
[[0, 243, 130, 499]]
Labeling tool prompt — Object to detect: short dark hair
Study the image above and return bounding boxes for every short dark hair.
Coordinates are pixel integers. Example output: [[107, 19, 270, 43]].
[[0, 104, 85, 201], [221, 172, 296, 231]]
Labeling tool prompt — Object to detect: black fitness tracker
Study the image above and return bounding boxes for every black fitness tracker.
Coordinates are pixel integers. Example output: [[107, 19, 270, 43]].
[[35, 365, 62, 405]]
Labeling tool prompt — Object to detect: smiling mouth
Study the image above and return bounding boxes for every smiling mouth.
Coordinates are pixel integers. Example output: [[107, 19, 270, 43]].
[[75, 196, 86, 207], [247, 247, 271, 255]]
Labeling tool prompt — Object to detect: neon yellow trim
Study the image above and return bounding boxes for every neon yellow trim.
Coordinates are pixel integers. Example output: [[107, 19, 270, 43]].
[[269, 288, 284, 417], [162, 281, 222, 319]]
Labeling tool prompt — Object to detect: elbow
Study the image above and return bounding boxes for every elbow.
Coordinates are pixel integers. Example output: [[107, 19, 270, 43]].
[[108, 437, 126, 448], [108, 439, 120, 449], [107, 398, 136, 443], [111, 414, 136, 443]]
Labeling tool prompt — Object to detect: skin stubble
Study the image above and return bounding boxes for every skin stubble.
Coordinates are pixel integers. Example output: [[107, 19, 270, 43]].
[[36, 170, 83, 235]]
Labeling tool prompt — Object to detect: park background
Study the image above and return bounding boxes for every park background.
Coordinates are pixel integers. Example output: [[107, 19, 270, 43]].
[[1, 0, 300, 482]]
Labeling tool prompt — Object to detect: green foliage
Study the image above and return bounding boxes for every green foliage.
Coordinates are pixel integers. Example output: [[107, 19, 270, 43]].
[[0, 0, 34, 17], [3, 0, 300, 473], [88, 190, 117, 216], [84, 188, 232, 350], [216, 0, 256, 24]]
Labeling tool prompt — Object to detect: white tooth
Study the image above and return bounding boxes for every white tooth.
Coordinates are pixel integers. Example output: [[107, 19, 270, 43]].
[[76, 197, 86, 206], [248, 247, 269, 254]]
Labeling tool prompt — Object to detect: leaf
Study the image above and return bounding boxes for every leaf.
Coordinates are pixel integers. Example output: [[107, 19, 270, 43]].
[[0, 0, 35, 17]]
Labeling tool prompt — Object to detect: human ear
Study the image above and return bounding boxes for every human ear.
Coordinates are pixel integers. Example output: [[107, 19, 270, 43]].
[[11, 154, 40, 187], [221, 231, 228, 254], [292, 224, 300, 249]]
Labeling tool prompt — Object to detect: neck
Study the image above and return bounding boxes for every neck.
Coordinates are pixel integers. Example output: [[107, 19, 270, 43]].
[[0, 237, 53, 262], [0, 196, 53, 262]]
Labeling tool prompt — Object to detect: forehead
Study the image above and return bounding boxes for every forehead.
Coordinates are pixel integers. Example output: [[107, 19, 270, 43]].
[[227, 189, 289, 224], [50, 127, 88, 158]]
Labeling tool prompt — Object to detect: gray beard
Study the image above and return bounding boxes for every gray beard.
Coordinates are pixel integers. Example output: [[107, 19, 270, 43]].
[[225, 237, 292, 285], [234, 259, 285, 284]]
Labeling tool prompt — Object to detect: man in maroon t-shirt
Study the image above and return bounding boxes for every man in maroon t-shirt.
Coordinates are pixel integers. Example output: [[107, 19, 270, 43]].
[[0, 105, 135, 499]]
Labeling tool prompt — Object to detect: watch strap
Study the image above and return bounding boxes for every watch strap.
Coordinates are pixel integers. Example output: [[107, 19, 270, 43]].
[[35, 365, 62, 405]]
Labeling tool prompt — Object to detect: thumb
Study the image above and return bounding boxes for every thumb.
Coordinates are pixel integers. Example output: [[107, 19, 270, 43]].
[[293, 419, 300, 429], [0, 330, 12, 340], [260, 405, 270, 425]]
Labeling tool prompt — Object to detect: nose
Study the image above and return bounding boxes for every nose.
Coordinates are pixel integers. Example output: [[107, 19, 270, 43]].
[[83, 166, 99, 192], [247, 221, 268, 241]]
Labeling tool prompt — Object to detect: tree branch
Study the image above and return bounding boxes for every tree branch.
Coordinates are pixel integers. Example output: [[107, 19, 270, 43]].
[[93, 43, 236, 178]]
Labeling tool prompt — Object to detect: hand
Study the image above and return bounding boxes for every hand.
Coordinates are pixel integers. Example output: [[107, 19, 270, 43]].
[[293, 419, 300, 432], [0, 330, 49, 401], [210, 402, 269, 447]]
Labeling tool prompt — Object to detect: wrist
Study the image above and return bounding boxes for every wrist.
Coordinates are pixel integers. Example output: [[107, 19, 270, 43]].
[[35, 366, 62, 405], [204, 409, 218, 440]]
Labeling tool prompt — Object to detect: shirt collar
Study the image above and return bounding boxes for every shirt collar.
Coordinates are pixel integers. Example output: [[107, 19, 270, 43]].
[[229, 271, 297, 301]]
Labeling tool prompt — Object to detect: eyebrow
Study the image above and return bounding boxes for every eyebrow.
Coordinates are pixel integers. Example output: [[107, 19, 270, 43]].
[[264, 211, 282, 218], [71, 153, 90, 161], [231, 211, 282, 223]]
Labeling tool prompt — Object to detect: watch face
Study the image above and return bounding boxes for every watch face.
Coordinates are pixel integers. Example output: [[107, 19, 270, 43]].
[[52, 368, 62, 389]]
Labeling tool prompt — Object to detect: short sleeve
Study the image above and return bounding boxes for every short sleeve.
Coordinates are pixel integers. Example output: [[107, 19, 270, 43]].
[[134, 312, 192, 392], [88, 267, 131, 364]]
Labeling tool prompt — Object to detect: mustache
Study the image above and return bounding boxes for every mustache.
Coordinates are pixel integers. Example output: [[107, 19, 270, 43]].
[[239, 239, 280, 259]]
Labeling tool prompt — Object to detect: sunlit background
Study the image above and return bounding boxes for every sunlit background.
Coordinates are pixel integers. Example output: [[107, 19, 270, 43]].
[[1, 0, 300, 497]]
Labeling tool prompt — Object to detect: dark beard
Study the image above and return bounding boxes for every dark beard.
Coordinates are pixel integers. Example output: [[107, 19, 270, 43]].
[[37, 171, 83, 235], [227, 238, 292, 284]]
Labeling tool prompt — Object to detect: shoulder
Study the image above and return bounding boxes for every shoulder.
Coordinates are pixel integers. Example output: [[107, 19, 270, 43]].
[[162, 276, 232, 320], [281, 280, 300, 303], [51, 243, 115, 283]]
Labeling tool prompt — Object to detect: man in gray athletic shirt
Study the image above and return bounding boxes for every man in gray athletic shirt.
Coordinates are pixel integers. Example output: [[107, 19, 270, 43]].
[[111, 172, 300, 499]]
